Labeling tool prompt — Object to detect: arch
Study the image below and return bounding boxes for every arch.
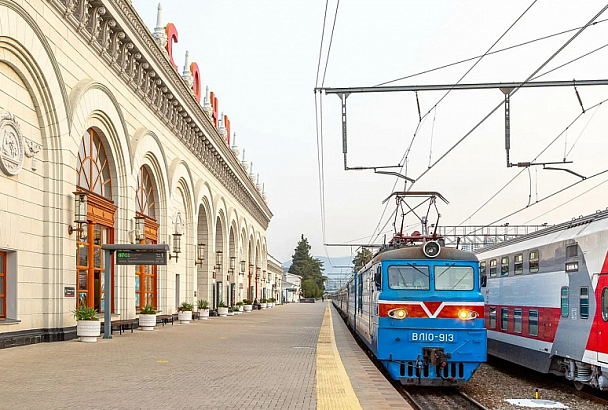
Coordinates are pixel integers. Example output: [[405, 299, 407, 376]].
[[196, 195, 213, 302]]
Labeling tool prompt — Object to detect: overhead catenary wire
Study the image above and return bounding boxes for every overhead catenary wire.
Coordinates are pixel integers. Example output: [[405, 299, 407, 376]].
[[453, 96, 608, 236], [411, 3, 608, 186], [369, 0, 538, 247], [373, 17, 608, 87]]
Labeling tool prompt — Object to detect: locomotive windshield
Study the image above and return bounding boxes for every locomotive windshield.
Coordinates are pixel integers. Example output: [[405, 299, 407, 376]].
[[388, 265, 430, 290], [435, 265, 475, 291]]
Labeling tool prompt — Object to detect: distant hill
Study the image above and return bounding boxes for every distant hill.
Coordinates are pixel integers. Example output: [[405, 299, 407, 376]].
[[281, 255, 353, 273]]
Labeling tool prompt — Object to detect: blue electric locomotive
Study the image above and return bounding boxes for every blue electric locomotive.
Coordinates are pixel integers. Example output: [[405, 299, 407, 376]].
[[333, 192, 486, 386]]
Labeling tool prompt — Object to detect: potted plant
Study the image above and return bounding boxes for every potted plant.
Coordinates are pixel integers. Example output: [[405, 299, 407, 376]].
[[227, 306, 235, 316], [260, 298, 268, 309], [217, 301, 229, 317], [139, 304, 157, 331], [242, 299, 253, 312], [178, 301, 194, 324], [236, 301, 244, 314], [197, 300, 210, 320], [73, 305, 100, 343], [267, 298, 275, 308]]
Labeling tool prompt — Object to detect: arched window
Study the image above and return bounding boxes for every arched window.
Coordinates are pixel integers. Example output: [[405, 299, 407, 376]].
[[76, 129, 116, 312], [136, 167, 156, 219], [135, 166, 159, 310], [77, 129, 112, 199]]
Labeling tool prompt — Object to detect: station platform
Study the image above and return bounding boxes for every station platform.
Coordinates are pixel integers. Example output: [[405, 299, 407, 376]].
[[0, 302, 411, 409]]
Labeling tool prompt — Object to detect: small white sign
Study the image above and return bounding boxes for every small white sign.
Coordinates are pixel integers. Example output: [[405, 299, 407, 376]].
[[505, 399, 568, 409]]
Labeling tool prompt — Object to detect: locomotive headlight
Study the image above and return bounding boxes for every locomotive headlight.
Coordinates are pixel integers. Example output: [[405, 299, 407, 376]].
[[388, 308, 407, 319], [458, 309, 478, 321]]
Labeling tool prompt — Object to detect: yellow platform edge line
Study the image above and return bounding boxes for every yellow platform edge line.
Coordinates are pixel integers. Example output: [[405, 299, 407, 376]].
[[316, 302, 363, 410]]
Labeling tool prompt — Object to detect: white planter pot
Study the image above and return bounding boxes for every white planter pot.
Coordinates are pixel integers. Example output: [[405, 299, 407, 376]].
[[238, 306, 244, 312], [217, 307, 229, 316], [178, 310, 192, 324], [77, 320, 101, 343], [139, 314, 157, 331], [272, 302, 276, 307], [227, 311, 234, 316], [244, 305, 253, 312], [267, 303, 273, 308], [200, 309, 209, 320], [260, 303, 267, 309]]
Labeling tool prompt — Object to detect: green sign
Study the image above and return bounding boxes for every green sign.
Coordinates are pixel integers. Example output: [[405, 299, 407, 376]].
[[115, 250, 167, 265]]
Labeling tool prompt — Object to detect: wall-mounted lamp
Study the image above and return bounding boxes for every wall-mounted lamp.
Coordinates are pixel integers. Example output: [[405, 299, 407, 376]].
[[194, 243, 206, 266], [68, 191, 88, 239], [169, 232, 182, 261], [230, 256, 236, 272], [134, 216, 145, 242], [255, 266, 260, 281], [240, 260, 246, 276], [215, 250, 222, 271], [249, 263, 254, 276], [263, 270, 267, 281]]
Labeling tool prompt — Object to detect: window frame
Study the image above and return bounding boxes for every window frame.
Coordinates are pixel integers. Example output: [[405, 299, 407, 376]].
[[501, 307, 509, 331], [529, 250, 539, 273], [566, 244, 578, 258], [500, 256, 509, 276], [514, 253, 523, 275], [602, 287, 608, 322], [387, 265, 430, 290], [580, 286, 589, 319], [489, 259, 497, 278], [513, 308, 522, 334], [529, 310, 539, 337], [489, 307, 496, 329], [561, 286, 569, 317], [480, 261, 486, 277]]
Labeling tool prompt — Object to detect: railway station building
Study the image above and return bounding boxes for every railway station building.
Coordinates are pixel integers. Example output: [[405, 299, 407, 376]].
[[0, 0, 276, 347]]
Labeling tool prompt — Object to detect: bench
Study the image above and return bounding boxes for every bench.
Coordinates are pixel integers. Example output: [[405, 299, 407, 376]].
[[156, 314, 174, 326], [101, 319, 137, 335]]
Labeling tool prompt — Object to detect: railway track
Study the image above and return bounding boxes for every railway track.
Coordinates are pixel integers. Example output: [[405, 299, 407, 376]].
[[402, 386, 489, 410]]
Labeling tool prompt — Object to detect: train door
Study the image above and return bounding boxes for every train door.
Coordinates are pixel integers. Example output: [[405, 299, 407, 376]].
[[370, 265, 381, 348], [595, 273, 608, 364]]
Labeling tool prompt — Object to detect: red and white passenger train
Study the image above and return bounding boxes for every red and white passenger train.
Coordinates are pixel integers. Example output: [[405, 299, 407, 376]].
[[476, 209, 608, 390]]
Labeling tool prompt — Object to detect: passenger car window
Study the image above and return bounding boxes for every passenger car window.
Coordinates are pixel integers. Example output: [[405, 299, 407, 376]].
[[489, 307, 496, 329], [501, 256, 509, 276], [529, 250, 539, 273], [501, 308, 509, 331], [529, 310, 539, 336], [514, 309, 522, 333], [387, 265, 429, 290], [514, 254, 523, 275], [580, 287, 589, 319], [435, 266, 474, 291], [489, 259, 497, 277], [602, 288, 608, 322], [561, 287, 569, 317]]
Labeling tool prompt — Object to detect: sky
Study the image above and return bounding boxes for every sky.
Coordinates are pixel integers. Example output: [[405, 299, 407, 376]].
[[132, 1, 608, 268]]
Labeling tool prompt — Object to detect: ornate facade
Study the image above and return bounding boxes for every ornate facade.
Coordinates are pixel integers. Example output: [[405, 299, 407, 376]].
[[0, 0, 275, 346]]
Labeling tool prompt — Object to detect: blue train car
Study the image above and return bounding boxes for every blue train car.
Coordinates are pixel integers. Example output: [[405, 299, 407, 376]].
[[334, 240, 487, 386]]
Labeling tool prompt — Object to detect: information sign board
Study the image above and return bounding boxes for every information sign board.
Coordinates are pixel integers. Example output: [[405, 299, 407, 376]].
[[116, 250, 167, 265]]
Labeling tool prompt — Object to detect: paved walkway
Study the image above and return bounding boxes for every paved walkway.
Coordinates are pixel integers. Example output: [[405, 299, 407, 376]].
[[0, 303, 411, 409]]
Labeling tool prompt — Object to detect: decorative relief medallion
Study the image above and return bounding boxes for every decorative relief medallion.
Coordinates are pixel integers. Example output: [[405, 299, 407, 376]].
[[0, 111, 25, 176]]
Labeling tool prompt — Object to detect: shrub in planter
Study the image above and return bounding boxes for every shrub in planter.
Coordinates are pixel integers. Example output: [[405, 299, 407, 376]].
[[197, 300, 210, 320], [217, 301, 229, 317], [260, 298, 268, 309], [242, 299, 253, 312], [139, 304, 157, 331], [73, 305, 100, 343], [178, 301, 194, 324]]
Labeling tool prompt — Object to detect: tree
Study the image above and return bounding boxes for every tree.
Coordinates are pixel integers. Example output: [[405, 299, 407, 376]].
[[352, 248, 373, 272], [302, 279, 320, 298], [289, 235, 326, 295]]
